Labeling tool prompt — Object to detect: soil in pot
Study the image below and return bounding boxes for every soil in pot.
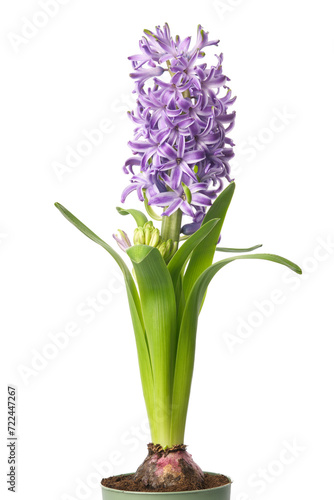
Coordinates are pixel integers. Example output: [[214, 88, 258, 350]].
[[101, 444, 231, 492]]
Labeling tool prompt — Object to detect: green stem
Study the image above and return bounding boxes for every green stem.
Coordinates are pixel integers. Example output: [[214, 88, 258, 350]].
[[161, 209, 182, 246], [170, 426, 185, 446]]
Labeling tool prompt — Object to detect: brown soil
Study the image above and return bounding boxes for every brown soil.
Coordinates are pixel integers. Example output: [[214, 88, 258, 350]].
[[101, 472, 231, 492]]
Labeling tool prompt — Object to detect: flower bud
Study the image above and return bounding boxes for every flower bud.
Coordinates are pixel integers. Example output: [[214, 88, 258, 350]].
[[157, 241, 167, 259], [170, 241, 178, 259], [149, 228, 160, 247], [133, 227, 145, 245], [143, 221, 154, 229], [113, 230, 132, 252], [144, 226, 152, 245], [165, 239, 173, 258]]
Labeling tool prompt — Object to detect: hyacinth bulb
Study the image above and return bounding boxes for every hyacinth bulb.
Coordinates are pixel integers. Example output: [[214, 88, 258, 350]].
[[134, 444, 204, 490]]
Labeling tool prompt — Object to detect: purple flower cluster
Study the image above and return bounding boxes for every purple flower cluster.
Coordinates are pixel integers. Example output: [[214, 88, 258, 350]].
[[121, 24, 236, 234]]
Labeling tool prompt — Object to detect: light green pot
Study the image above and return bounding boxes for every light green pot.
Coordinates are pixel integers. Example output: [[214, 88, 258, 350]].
[[101, 474, 231, 500]]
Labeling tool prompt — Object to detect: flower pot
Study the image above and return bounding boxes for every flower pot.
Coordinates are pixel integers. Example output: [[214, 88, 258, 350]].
[[101, 473, 231, 500]]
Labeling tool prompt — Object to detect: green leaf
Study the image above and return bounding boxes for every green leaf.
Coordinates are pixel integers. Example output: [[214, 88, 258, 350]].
[[216, 244, 263, 253], [54, 203, 155, 435], [167, 219, 219, 288], [55, 203, 138, 306], [170, 251, 301, 443], [126, 286, 156, 440], [143, 190, 162, 221], [182, 182, 235, 300], [127, 244, 177, 447], [116, 206, 148, 227]]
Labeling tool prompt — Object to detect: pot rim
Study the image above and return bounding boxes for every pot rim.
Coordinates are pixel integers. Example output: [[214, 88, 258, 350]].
[[101, 472, 232, 495]]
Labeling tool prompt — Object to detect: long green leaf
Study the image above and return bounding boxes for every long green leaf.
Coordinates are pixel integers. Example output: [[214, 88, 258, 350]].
[[167, 218, 219, 288], [54, 203, 154, 434], [183, 182, 235, 300], [170, 252, 302, 443], [216, 244, 263, 253], [126, 287, 155, 440], [55, 203, 141, 318], [116, 206, 148, 227], [127, 244, 177, 447]]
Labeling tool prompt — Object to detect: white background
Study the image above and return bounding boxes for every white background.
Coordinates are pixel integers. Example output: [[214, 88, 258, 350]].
[[1, 1, 333, 499]]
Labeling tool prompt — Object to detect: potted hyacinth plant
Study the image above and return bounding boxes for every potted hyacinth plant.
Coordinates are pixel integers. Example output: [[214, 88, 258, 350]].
[[55, 24, 301, 499]]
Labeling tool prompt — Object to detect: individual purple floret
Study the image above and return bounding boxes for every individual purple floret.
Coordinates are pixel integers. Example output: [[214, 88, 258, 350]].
[[121, 24, 236, 234]]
